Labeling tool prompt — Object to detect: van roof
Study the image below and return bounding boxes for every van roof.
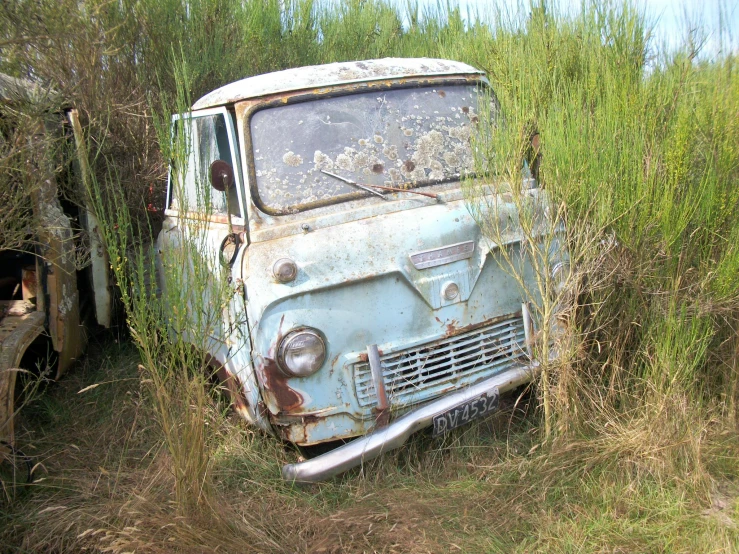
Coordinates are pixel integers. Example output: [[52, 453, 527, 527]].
[[191, 58, 484, 110]]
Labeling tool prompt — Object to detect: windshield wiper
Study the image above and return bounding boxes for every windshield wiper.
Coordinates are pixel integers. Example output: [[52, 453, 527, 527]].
[[321, 170, 387, 200], [321, 170, 442, 202]]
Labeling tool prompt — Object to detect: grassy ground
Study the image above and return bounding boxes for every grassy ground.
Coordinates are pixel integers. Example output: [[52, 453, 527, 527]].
[[2, 339, 739, 553]]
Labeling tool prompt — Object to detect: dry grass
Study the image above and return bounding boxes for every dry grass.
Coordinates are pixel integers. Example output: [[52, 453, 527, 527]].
[[3, 341, 739, 553]]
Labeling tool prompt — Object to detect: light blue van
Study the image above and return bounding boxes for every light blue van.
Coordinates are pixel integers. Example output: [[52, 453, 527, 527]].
[[157, 58, 552, 482]]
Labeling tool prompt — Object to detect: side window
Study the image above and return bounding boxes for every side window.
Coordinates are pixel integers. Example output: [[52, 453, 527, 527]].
[[169, 112, 241, 217]]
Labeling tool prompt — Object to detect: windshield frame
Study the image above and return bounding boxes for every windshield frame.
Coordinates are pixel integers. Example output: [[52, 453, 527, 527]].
[[242, 76, 491, 216]]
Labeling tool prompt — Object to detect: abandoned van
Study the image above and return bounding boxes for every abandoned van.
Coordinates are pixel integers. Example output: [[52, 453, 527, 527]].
[[157, 58, 554, 482], [0, 74, 111, 480]]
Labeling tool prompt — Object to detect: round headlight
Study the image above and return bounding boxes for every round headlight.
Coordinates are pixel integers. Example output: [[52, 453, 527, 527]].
[[277, 329, 326, 377]]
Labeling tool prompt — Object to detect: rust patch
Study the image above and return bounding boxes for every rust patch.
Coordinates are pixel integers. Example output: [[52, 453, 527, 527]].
[[371, 163, 384, 174], [261, 356, 303, 412], [329, 353, 341, 377], [437, 90, 446, 98], [403, 160, 416, 172], [214, 364, 250, 414], [255, 313, 304, 414], [358, 348, 385, 358], [276, 425, 291, 441], [443, 312, 522, 338], [373, 407, 390, 428], [445, 319, 460, 336], [21, 266, 36, 302], [279, 422, 306, 443]]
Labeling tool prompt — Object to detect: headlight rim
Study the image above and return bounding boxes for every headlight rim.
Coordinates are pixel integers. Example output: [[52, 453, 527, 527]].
[[276, 327, 327, 378], [550, 260, 571, 296]]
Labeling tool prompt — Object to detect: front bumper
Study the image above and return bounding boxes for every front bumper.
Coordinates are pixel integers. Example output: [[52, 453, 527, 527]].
[[281, 363, 536, 483]]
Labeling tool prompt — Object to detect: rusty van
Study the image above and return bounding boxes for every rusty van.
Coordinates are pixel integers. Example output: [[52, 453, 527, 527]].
[[157, 58, 556, 482]]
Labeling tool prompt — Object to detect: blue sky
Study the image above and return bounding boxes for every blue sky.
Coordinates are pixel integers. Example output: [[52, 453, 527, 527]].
[[406, 0, 739, 54]]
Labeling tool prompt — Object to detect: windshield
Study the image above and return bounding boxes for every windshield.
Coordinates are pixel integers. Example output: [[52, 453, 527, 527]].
[[249, 84, 486, 214]]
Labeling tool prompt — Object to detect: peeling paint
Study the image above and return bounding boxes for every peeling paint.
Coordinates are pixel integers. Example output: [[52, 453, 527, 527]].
[[261, 356, 303, 412]]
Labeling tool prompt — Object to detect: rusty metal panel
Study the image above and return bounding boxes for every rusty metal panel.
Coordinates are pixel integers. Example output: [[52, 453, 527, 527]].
[[28, 117, 85, 379], [243, 192, 541, 445], [0, 311, 45, 444]]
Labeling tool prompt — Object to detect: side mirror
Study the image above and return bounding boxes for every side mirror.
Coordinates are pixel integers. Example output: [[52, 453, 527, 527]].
[[210, 160, 234, 192], [528, 132, 541, 183]]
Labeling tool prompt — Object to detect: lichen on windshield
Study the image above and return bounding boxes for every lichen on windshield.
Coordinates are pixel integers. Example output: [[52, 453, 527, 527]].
[[250, 85, 486, 213], [282, 151, 303, 167]]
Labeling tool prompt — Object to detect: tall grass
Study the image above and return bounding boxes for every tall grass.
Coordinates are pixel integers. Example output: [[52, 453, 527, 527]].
[[1, 0, 738, 550], [0, 83, 64, 253], [74, 57, 244, 514], [476, 5, 738, 492]]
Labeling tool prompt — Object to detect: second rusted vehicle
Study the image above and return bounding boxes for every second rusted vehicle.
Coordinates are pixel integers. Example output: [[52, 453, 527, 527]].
[[157, 58, 558, 482], [0, 74, 111, 478]]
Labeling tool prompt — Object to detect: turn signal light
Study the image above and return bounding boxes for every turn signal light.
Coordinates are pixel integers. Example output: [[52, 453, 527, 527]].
[[273, 258, 298, 283]]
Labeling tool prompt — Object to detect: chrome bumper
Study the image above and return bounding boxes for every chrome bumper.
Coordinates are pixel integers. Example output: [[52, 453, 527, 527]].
[[281, 364, 535, 483]]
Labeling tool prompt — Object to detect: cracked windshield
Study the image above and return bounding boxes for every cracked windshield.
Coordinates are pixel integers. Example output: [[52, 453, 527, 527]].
[[250, 84, 486, 213]]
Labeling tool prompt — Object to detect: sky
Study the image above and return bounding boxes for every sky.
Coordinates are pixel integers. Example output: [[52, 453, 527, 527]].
[[407, 0, 739, 54]]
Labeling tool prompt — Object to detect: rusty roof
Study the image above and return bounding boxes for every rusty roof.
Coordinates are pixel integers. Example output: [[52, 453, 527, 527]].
[[191, 58, 485, 110]]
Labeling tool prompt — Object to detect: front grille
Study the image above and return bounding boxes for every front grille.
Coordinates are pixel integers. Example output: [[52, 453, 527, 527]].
[[354, 314, 529, 408]]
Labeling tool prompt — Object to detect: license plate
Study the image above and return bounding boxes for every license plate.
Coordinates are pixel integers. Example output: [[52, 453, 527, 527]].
[[432, 389, 500, 436]]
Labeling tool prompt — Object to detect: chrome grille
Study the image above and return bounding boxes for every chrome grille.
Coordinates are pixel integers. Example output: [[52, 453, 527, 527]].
[[354, 314, 528, 408]]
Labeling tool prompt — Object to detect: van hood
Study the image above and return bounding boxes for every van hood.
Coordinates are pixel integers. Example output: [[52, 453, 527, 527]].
[[242, 193, 534, 433]]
